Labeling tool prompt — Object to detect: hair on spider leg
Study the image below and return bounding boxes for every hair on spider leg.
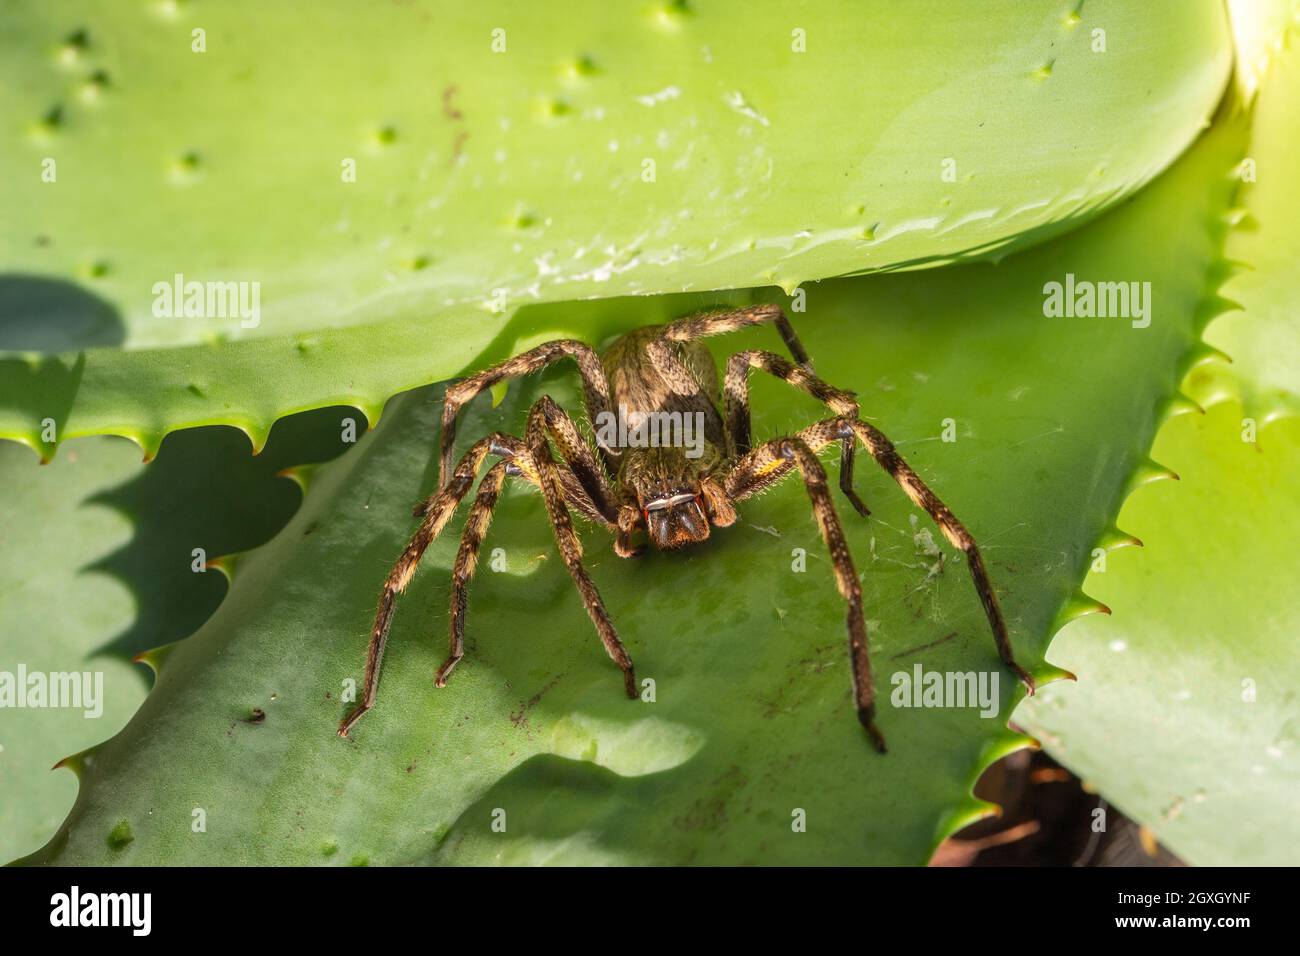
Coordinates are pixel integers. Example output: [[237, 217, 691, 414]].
[[338, 305, 1033, 751]]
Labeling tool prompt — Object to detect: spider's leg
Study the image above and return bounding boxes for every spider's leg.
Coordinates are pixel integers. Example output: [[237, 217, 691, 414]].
[[439, 340, 613, 490], [725, 434, 885, 752], [530, 394, 620, 523], [338, 433, 519, 737], [725, 417, 838, 500], [416, 418, 614, 529], [659, 303, 812, 368], [525, 399, 638, 699], [723, 350, 869, 517], [439, 437, 620, 690], [727, 415, 1035, 699], [437, 459, 513, 688], [846, 418, 1035, 696], [646, 305, 814, 445]]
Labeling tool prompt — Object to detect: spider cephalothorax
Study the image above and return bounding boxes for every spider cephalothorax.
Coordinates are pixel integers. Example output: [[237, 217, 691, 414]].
[[337, 305, 1035, 752]]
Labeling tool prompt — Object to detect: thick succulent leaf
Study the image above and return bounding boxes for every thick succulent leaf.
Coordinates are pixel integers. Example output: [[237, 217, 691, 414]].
[[1015, 407, 1300, 866], [1013, 27, 1300, 866], [0, 294, 774, 463], [0, 308, 489, 462], [0, 0, 1231, 349], [0, 410, 352, 861], [1201, 14, 1300, 422], [1227, 0, 1299, 101], [0, 438, 146, 861], [19, 114, 1245, 865]]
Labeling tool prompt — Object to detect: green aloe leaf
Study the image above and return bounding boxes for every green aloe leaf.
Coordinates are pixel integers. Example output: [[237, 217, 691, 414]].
[[0, 409, 352, 861], [0, 309, 489, 462], [1, 0, 1229, 350], [1013, 16, 1300, 866], [1201, 11, 1300, 422], [0, 0, 1233, 463], [18, 108, 1245, 865], [1015, 407, 1300, 866], [0, 437, 147, 861]]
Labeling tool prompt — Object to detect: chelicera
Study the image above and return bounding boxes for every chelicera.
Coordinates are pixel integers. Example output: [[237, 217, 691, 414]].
[[337, 305, 1035, 750]]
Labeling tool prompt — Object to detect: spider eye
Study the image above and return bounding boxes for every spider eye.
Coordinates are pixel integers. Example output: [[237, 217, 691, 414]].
[[645, 492, 696, 512]]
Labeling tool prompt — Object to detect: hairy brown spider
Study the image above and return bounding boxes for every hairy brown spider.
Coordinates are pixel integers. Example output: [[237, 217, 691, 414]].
[[337, 305, 1035, 751]]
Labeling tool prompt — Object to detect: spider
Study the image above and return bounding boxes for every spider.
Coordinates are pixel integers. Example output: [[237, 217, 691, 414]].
[[337, 304, 1035, 751]]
